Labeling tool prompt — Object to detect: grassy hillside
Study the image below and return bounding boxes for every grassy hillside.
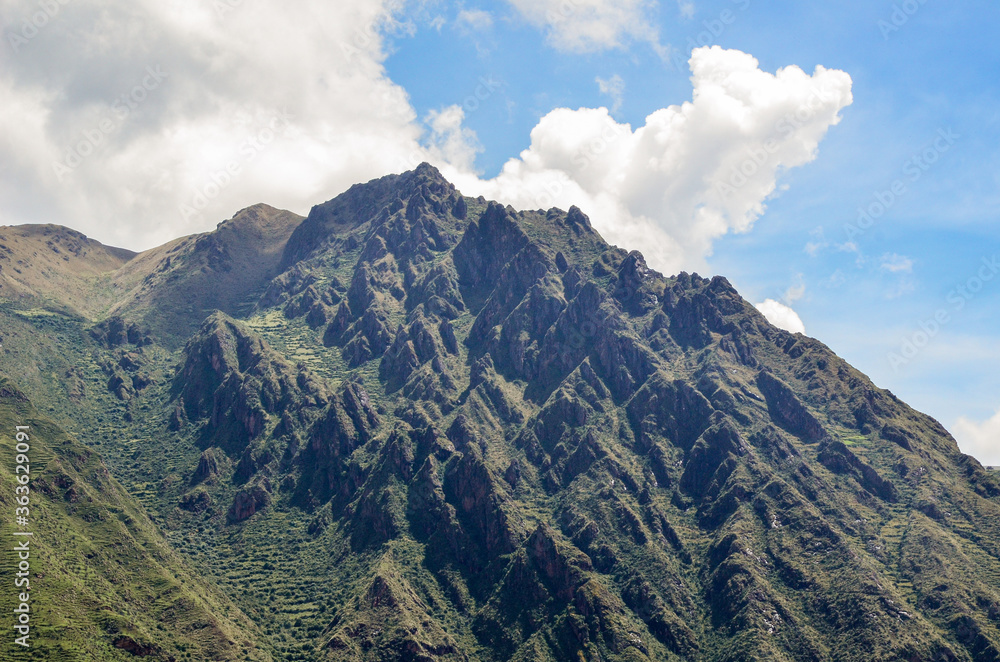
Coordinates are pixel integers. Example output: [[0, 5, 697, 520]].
[[0, 225, 134, 318], [108, 204, 305, 347], [0, 378, 273, 661]]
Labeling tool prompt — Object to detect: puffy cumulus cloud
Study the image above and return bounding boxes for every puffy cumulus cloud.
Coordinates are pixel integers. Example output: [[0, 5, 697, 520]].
[[0, 0, 423, 250], [506, 0, 665, 54], [750, 276, 806, 333], [447, 46, 853, 275], [754, 299, 806, 335], [953, 411, 1000, 467]]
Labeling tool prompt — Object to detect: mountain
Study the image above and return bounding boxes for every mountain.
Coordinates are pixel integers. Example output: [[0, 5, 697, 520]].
[[0, 224, 135, 317], [108, 203, 306, 347], [2, 163, 999, 661], [0, 379, 273, 661]]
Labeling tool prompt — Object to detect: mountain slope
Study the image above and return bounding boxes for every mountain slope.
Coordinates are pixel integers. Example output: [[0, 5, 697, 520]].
[[0, 224, 135, 317], [1, 163, 999, 661], [109, 203, 305, 347], [0, 378, 273, 661]]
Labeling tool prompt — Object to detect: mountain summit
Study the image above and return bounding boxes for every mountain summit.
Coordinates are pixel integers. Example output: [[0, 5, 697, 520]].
[[1, 164, 999, 661]]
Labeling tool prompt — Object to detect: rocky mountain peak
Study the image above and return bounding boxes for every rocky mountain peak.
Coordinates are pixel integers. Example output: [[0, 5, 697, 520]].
[[282, 162, 461, 267]]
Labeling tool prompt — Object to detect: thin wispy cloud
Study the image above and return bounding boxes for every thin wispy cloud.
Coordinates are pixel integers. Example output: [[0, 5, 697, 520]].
[[880, 253, 914, 274], [595, 74, 625, 114], [456, 8, 493, 32], [505, 0, 666, 56]]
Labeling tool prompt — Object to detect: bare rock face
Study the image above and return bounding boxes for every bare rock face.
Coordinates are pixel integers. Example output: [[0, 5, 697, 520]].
[[173, 312, 328, 453], [295, 381, 381, 506], [443, 447, 525, 560], [452, 201, 530, 292], [113, 636, 161, 657], [179, 488, 212, 513], [227, 483, 271, 522], [756, 369, 828, 442], [192, 448, 224, 485], [627, 374, 714, 452], [817, 439, 899, 502], [679, 418, 747, 498], [90, 316, 153, 348]]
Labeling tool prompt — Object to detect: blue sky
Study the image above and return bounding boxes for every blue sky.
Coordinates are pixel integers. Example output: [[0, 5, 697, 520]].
[[0, 0, 997, 463]]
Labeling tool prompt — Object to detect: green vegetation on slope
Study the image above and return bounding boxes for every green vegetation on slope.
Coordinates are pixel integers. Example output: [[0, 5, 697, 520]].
[[0, 379, 273, 661]]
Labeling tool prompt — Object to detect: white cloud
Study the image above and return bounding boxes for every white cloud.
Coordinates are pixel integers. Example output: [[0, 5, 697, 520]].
[[0, 0, 424, 250], [880, 253, 914, 273], [677, 1, 695, 19], [446, 46, 853, 275], [953, 410, 1000, 467], [596, 74, 625, 115], [506, 0, 665, 54], [425, 105, 482, 173], [878, 253, 915, 298], [784, 277, 806, 304], [749, 276, 806, 333], [456, 9, 493, 32], [754, 299, 806, 334], [804, 226, 828, 256]]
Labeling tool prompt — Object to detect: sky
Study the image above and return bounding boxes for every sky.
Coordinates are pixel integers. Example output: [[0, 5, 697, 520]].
[[0, 0, 998, 465]]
